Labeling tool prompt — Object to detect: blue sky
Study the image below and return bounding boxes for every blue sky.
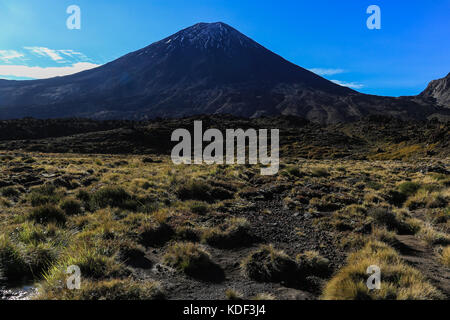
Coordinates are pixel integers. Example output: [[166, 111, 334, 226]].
[[0, 0, 449, 96]]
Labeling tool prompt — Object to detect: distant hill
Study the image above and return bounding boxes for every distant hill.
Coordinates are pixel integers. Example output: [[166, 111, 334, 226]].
[[0, 116, 448, 160]]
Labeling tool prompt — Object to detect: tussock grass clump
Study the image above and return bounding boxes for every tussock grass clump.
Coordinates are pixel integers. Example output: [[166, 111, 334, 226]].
[[60, 198, 83, 216], [241, 245, 298, 284], [202, 217, 252, 249], [163, 242, 224, 281], [0, 235, 29, 282], [225, 288, 243, 300], [17, 222, 47, 244], [175, 225, 201, 242], [27, 205, 66, 225], [1, 186, 20, 198], [284, 166, 303, 178], [138, 221, 174, 247], [369, 208, 417, 235], [405, 190, 447, 210], [29, 184, 62, 207], [0, 196, 11, 208], [0, 235, 57, 282], [418, 224, 450, 246], [322, 241, 443, 300], [310, 167, 330, 177], [24, 242, 58, 278], [296, 251, 331, 277], [398, 182, 421, 197], [252, 293, 276, 300], [386, 181, 421, 207], [176, 180, 234, 202], [371, 227, 401, 247], [189, 201, 209, 215], [91, 187, 138, 210], [44, 247, 126, 283], [117, 240, 146, 262], [37, 278, 164, 300], [439, 246, 450, 268]]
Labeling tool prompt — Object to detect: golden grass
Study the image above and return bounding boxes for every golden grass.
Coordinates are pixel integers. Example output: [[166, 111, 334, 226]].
[[322, 241, 443, 300], [439, 246, 450, 268]]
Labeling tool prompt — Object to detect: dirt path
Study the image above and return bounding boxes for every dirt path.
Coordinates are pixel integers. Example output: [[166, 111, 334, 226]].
[[396, 235, 450, 298]]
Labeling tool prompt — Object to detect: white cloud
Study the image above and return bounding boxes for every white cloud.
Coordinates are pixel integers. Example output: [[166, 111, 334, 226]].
[[309, 68, 345, 76], [24, 46, 64, 62], [0, 50, 25, 62], [58, 49, 89, 61], [331, 80, 364, 89], [0, 62, 101, 79]]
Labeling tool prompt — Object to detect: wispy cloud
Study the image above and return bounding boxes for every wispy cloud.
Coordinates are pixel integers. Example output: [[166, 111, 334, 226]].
[[309, 68, 345, 76], [0, 62, 100, 79], [24, 46, 64, 62], [0, 50, 25, 62], [58, 49, 89, 60], [331, 80, 364, 89]]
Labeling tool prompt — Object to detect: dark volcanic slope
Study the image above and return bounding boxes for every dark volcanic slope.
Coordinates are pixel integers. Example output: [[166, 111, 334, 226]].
[[420, 73, 450, 108], [0, 22, 448, 123]]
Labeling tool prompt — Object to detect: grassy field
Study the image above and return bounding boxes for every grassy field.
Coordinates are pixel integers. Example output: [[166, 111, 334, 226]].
[[0, 152, 448, 300]]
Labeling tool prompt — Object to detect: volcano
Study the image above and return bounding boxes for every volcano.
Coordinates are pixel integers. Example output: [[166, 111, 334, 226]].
[[0, 22, 448, 123]]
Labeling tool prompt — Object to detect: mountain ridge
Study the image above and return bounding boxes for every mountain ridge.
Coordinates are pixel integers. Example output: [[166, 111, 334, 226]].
[[0, 22, 448, 124]]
